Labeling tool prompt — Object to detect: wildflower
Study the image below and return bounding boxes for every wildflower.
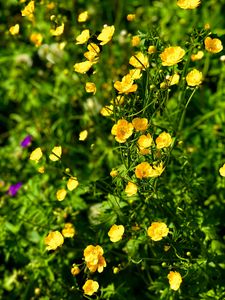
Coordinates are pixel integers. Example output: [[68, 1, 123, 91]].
[[147, 222, 169, 241], [204, 37, 223, 54], [78, 11, 88, 23], [62, 223, 75, 238], [20, 135, 32, 148], [8, 182, 22, 197], [83, 245, 106, 273], [156, 132, 173, 149], [127, 14, 136, 21], [165, 73, 180, 86], [82, 280, 99, 296], [9, 24, 20, 35], [186, 69, 203, 86], [97, 25, 115, 45], [135, 162, 152, 179], [131, 36, 141, 47], [85, 43, 100, 62], [50, 23, 64, 36], [49, 146, 62, 161], [76, 29, 90, 45], [219, 164, 225, 177], [125, 182, 138, 197], [100, 105, 113, 116], [111, 119, 134, 143], [45, 231, 64, 250], [138, 133, 153, 150], [38, 166, 45, 173], [177, 0, 201, 9], [148, 162, 165, 177], [74, 61, 93, 73], [110, 169, 118, 177], [160, 46, 185, 66], [168, 271, 182, 291], [113, 267, 120, 274], [191, 50, 204, 61], [129, 68, 142, 80], [132, 118, 148, 131], [56, 188, 67, 201], [79, 130, 88, 141], [108, 224, 125, 242], [114, 74, 138, 94], [21, 1, 34, 17], [71, 264, 80, 276], [30, 147, 43, 162], [148, 45, 156, 54], [30, 33, 43, 47], [129, 52, 149, 69], [85, 82, 96, 94], [67, 177, 79, 191]]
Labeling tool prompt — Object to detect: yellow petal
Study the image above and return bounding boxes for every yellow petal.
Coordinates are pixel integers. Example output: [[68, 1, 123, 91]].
[[49, 146, 62, 161], [67, 177, 79, 191]]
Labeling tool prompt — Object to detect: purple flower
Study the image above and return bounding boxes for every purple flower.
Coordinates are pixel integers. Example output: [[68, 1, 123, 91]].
[[20, 135, 32, 148], [8, 182, 22, 196]]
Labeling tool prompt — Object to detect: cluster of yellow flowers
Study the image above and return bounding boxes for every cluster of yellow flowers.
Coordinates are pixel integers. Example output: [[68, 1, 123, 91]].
[[44, 223, 75, 251]]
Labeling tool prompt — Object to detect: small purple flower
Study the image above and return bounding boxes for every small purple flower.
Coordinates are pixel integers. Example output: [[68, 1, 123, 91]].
[[20, 135, 32, 148], [8, 182, 22, 196]]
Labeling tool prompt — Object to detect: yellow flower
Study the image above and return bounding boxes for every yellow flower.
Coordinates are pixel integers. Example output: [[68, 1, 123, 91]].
[[45, 231, 64, 250], [160, 46, 185, 66], [74, 61, 93, 73], [84, 44, 100, 63], [186, 69, 203, 86], [76, 29, 90, 45], [138, 133, 153, 150], [191, 50, 204, 61], [129, 69, 142, 80], [204, 37, 223, 54], [132, 117, 148, 131], [78, 11, 88, 23], [219, 164, 225, 177], [148, 45, 156, 54], [97, 25, 115, 45], [129, 52, 149, 69], [62, 223, 75, 238], [30, 147, 43, 162], [135, 162, 152, 179], [56, 188, 67, 201], [9, 24, 20, 35], [167, 271, 182, 291], [125, 182, 138, 197], [108, 224, 125, 242], [38, 166, 45, 173], [148, 162, 165, 177], [147, 222, 169, 241], [83, 245, 106, 273], [111, 119, 134, 143], [50, 23, 64, 36], [114, 74, 138, 94], [85, 82, 96, 94], [67, 177, 79, 191], [79, 129, 88, 141], [100, 105, 113, 116], [156, 132, 173, 149], [177, 0, 201, 9], [127, 14, 136, 21], [21, 1, 34, 17], [165, 73, 180, 86], [71, 264, 80, 276], [131, 36, 141, 47], [82, 280, 99, 296], [110, 169, 118, 177], [49, 146, 62, 161], [30, 32, 43, 47]]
